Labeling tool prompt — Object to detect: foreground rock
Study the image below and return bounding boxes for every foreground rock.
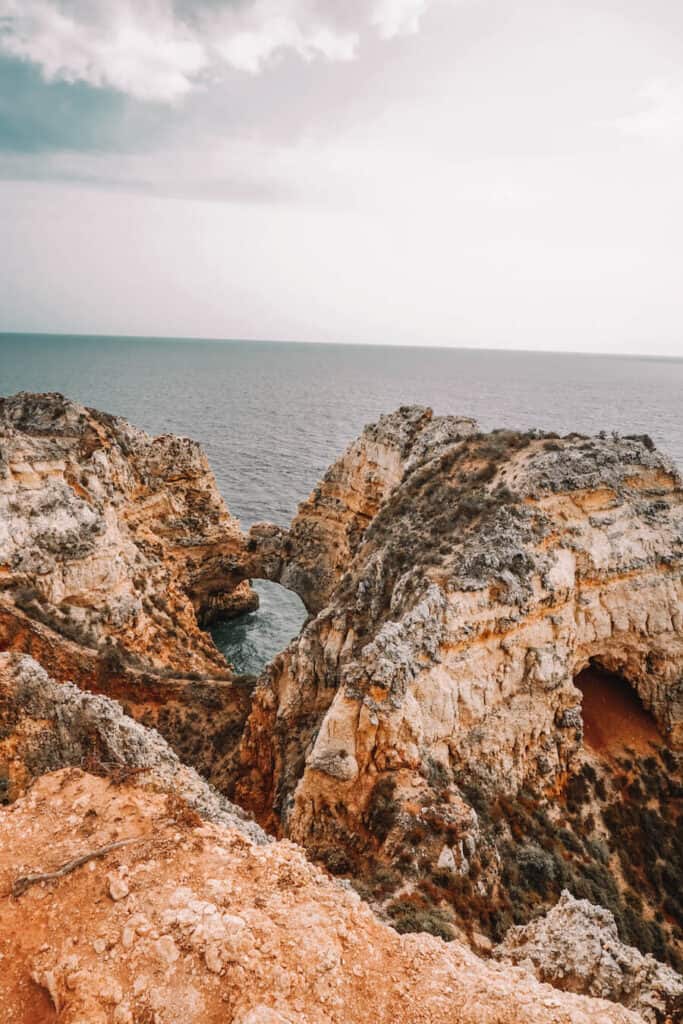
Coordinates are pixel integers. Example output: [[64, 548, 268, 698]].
[[496, 891, 683, 1024], [0, 768, 644, 1024], [0, 652, 264, 844]]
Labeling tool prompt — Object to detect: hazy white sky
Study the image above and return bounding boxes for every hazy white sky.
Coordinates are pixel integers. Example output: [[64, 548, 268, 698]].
[[1, 0, 682, 354]]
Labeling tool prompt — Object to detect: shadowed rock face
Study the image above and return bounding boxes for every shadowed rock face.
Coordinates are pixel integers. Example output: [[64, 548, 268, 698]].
[[0, 651, 266, 843], [0, 392, 264, 782]]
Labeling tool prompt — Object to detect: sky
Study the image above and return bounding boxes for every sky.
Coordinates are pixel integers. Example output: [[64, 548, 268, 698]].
[[1, 0, 682, 355]]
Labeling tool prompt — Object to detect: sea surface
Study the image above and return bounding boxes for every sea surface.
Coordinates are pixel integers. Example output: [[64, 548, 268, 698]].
[[2, 334, 682, 673]]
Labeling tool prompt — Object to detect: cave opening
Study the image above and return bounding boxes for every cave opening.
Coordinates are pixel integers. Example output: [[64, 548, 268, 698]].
[[574, 662, 663, 757], [210, 580, 307, 676]]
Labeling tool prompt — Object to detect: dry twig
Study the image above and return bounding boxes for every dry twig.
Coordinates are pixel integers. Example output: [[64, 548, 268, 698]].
[[11, 836, 143, 898]]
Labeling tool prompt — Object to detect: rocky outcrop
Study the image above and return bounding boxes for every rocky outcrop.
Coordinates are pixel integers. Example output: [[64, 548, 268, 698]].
[[0, 391, 255, 684], [237, 409, 682, 830], [2, 394, 682, 1015], [233, 408, 683, 969], [496, 890, 683, 1023], [0, 768, 644, 1024], [0, 392, 264, 785], [0, 652, 265, 843], [247, 406, 477, 614]]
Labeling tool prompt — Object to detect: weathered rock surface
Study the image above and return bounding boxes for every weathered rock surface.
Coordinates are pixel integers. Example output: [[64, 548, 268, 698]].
[[0, 652, 265, 843], [237, 407, 682, 830], [248, 407, 477, 614], [0, 392, 262, 783], [496, 890, 683, 1023], [0, 391, 255, 682], [2, 394, 682, 1016], [0, 769, 644, 1024], [234, 407, 683, 969]]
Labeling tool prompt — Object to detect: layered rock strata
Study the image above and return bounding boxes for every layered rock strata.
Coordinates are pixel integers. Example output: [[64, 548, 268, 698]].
[[2, 394, 682, 1015], [237, 407, 682, 827], [0, 392, 260, 782], [0, 392, 256, 678], [234, 407, 683, 967], [248, 406, 478, 613]]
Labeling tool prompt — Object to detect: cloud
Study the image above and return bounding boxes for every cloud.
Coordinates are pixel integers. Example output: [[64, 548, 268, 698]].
[[617, 79, 683, 142], [0, 0, 440, 103], [371, 0, 431, 38]]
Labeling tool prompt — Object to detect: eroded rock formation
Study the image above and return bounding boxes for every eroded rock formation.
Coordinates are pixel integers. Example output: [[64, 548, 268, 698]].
[[0, 392, 262, 782], [237, 406, 682, 821], [0, 391, 256, 681], [0, 651, 264, 844], [2, 394, 682, 1020], [234, 407, 683, 966], [248, 406, 477, 613], [0, 766, 643, 1024], [495, 890, 683, 1024]]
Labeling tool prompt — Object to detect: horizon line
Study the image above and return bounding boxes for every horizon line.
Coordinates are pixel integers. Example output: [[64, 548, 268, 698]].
[[0, 330, 681, 363]]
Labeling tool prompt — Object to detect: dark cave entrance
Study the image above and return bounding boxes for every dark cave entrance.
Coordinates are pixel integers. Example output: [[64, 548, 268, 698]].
[[574, 662, 663, 757], [210, 580, 307, 675]]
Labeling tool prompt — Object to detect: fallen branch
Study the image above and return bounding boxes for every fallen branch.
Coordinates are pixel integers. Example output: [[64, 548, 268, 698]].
[[11, 836, 143, 898]]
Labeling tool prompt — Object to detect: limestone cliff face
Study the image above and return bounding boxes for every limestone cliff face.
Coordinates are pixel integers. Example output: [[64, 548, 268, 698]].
[[0, 393, 261, 782], [0, 392, 255, 680], [247, 406, 478, 614], [238, 409, 682, 830], [2, 394, 682, 1009]]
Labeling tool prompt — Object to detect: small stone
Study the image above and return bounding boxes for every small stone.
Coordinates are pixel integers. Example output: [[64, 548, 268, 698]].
[[205, 946, 223, 974], [108, 874, 130, 901], [155, 936, 179, 965]]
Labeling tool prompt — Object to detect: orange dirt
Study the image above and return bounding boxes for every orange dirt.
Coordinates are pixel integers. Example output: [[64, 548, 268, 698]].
[[575, 666, 662, 758], [0, 769, 640, 1024]]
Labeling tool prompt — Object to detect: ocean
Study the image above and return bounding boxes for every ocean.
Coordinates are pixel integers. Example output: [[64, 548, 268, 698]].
[[2, 333, 681, 673]]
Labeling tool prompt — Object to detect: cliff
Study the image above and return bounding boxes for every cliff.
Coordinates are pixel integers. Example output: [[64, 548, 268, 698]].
[[0, 392, 259, 783], [235, 406, 683, 968], [1, 772, 649, 1024], [1, 395, 682, 1021], [0, 654, 646, 1024]]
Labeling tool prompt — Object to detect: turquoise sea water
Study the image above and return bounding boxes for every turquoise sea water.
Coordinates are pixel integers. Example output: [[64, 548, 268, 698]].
[[2, 333, 681, 672]]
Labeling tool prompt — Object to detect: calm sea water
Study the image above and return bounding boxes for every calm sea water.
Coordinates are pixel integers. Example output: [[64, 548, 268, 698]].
[[2, 334, 681, 672]]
